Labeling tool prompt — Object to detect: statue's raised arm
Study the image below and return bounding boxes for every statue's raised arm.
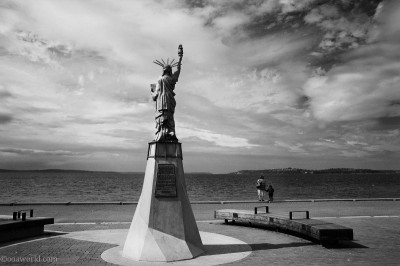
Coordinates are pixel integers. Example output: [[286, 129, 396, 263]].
[[173, 44, 183, 82], [150, 45, 183, 142]]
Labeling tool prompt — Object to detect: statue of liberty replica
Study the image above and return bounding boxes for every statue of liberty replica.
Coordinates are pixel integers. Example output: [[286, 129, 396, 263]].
[[123, 45, 204, 262], [150, 45, 183, 142]]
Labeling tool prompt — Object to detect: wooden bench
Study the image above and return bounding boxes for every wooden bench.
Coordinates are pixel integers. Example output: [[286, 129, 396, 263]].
[[0, 211, 54, 243], [215, 207, 353, 245]]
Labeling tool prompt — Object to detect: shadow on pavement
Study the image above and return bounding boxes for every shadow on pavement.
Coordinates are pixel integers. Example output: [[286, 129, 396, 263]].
[[249, 242, 316, 251], [0, 231, 66, 249], [203, 242, 315, 255], [322, 241, 368, 249]]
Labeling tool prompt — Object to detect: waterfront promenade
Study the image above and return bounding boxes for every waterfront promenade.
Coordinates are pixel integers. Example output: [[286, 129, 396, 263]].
[[0, 200, 399, 265]]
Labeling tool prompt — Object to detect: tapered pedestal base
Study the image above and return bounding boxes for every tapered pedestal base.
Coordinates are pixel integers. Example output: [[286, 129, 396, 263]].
[[123, 142, 204, 262]]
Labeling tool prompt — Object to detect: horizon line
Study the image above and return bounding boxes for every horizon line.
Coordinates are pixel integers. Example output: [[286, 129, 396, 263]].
[[0, 167, 399, 175]]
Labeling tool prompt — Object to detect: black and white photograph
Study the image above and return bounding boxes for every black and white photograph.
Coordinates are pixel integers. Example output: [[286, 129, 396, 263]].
[[0, 0, 399, 265]]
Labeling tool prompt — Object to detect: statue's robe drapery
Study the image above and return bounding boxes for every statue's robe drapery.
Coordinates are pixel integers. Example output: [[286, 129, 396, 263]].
[[152, 71, 179, 142]]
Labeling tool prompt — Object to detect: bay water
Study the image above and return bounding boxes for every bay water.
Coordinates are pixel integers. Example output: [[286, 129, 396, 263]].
[[0, 172, 399, 203]]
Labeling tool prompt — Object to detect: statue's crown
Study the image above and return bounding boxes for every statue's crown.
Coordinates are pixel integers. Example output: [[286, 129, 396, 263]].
[[153, 58, 179, 69]]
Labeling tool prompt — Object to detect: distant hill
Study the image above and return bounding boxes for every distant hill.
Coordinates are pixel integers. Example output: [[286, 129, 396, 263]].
[[0, 169, 211, 175], [230, 168, 400, 175], [0, 169, 136, 174], [1, 168, 398, 175], [185, 172, 213, 175]]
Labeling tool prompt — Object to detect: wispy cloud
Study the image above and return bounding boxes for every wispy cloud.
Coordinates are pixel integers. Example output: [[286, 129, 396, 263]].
[[0, 113, 12, 124], [303, 1, 400, 123], [0, 147, 86, 156]]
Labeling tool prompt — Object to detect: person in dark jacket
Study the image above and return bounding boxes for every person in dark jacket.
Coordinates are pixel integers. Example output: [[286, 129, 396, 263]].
[[266, 185, 274, 202]]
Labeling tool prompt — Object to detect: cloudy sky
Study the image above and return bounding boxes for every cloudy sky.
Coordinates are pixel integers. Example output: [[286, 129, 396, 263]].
[[1, 0, 399, 173]]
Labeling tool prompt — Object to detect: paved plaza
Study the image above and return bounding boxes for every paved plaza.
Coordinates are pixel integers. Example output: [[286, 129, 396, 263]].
[[0, 201, 399, 265]]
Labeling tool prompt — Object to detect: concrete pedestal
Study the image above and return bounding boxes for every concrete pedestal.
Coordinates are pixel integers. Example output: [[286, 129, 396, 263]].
[[123, 142, 204, 262]]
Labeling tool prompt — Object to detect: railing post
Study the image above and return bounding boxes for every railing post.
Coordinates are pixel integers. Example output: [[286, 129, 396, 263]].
[[289, 211, 293, 220], [306, 211, 309, 219], [254, 207, 257, 214], [22, 212, 26, 221], [13, 212, 17, 220]]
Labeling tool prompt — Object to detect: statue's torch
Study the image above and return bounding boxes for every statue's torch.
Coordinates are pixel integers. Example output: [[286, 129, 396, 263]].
[[178, 44, 183, 58]]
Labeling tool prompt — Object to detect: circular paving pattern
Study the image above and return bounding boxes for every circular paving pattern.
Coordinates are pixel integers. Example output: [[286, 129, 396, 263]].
[[93, 230, 251, 266]]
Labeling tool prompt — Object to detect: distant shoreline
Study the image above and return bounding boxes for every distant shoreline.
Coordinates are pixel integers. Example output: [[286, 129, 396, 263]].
[[0, 169, 212, 175], [0, 168, 399, 175], [230, 168, 400, 175], [0, 169, 137, 174]]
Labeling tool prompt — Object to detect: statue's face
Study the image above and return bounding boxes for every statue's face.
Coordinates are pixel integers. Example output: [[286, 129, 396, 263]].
[[163, 67, 172, 76]]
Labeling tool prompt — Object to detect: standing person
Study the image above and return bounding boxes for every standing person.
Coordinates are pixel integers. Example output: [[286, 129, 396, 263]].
[[266, 185, 274, 203], [256, 176, 266, 201]]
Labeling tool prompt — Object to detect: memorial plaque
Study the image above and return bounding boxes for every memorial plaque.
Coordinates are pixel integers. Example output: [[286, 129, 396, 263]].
[[155, 164, 177, 197]]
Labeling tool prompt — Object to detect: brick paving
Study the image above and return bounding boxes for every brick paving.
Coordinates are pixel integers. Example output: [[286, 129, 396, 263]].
[[0, 237, 118, 265], [200, 219, 400, 266], [0, 201, 399, 265]]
